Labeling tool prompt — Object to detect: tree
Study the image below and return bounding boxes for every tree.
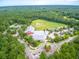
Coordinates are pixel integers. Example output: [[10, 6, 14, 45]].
[[0, 33, 25, 59], [40, 52, 47, 59], [44, 45, 51, 52]]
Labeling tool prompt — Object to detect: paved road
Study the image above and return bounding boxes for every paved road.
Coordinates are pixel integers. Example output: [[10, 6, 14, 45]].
[[56, 36, 76, 49], [18, 36, 76, 59], [46, 36, 76, 56]]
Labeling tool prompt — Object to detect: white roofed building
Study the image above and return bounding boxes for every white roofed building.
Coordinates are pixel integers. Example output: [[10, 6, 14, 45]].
[[32, 31, 49, 41], [24, 26, 49, 41], [48, 32, 55, 39]]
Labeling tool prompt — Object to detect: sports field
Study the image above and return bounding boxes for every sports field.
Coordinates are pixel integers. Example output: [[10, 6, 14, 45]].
[[31, 19, 67, 30]]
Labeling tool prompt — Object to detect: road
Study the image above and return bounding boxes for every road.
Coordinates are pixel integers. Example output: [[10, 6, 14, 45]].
[[18, 36, 76, 59], [47, 36, 76, 56]]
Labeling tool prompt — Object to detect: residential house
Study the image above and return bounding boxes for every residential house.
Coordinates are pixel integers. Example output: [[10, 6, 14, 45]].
[[24, 25, 35, 36]]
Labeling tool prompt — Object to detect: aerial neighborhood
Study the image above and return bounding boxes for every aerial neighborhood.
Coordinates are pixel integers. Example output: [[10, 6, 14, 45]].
[[3, 19, 79, 59], [0, 5, 79, 59], [3, 18, 79, 59]]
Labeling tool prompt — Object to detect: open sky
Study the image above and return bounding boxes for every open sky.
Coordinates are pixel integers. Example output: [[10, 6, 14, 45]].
[[0, 0, 79, 6]]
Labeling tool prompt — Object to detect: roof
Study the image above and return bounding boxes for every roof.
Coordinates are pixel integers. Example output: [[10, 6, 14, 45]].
[[32, 31, 49, 41], [26, 31, 33, 35], [48, 32, 55, 39], [25, 25, 35, 33]]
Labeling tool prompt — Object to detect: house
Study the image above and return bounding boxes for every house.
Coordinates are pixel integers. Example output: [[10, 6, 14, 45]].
[[24, 25, 35, 35], [48, 32, 55, 39], [10, 24, 21, 29], [69, 28, 74, 31], [26, 31, 33, 36]]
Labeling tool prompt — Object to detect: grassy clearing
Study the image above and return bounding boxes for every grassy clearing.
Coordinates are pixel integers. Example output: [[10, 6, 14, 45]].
[[31, 19, 67, 30]]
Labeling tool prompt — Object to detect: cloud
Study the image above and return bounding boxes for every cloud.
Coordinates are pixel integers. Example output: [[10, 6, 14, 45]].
[[0, 0, 79, 6], [29, 0, 79, 5]]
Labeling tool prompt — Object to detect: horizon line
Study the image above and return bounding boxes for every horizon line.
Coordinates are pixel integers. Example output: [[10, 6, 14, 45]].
[[0, 4, 79, 7]]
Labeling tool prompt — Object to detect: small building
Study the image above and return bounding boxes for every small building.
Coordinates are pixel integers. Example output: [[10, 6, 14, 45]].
[[26, 31, 33, 36], [24, 25, 35, 35], [10, 24, 21, 29], [69, 28, 74, 31], [48, 32, 55, 39]]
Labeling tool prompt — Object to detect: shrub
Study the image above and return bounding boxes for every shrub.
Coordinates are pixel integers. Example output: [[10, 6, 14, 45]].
[[44, 44, 51, 52]]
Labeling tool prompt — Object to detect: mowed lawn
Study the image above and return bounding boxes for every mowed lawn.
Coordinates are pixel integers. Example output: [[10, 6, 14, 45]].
[[31, 19, 67, 30]]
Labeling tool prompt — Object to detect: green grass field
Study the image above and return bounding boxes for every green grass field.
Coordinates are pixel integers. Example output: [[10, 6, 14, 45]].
[[31, 19, 67, 30]]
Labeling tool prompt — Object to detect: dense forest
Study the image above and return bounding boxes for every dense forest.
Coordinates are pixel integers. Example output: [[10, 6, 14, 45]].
[[0, 5, 79, 59], [0, 5, 79, 32]]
